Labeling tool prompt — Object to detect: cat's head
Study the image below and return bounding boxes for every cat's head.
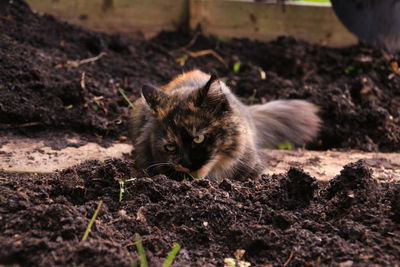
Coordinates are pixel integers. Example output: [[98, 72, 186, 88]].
[[141, 75, 240, 178]]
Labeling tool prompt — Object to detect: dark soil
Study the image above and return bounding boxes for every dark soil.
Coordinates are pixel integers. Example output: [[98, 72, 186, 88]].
[[1, 1, 400, 266], [1, 0, 399, 151], [1, 159, 399, 266]]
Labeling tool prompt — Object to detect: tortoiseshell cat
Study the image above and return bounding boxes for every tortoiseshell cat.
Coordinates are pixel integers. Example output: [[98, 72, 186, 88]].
[[129, 70, 321, 180]]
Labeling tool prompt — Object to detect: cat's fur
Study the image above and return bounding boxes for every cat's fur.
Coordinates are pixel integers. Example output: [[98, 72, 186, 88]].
[[129, 70, 321, 180]]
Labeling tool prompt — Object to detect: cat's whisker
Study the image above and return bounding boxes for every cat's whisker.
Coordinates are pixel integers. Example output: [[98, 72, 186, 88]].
[[145, 162, 174, 171]]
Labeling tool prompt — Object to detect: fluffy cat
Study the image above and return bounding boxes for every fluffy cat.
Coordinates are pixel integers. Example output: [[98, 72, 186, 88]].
[[129, 70, 321, 180]]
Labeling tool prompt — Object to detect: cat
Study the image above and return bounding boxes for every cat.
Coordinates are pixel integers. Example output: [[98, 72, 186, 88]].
[[129, 70, 321, 180]]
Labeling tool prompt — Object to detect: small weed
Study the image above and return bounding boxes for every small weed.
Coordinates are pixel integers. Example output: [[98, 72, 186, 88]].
[[162, 242, 181, 267], [278, 140, 293, 150], [134, 234, 149, 267], [132, 234, 181, 267], [233, 62, 241, 73], [344, 65, 363, 75], [344, 65, 354, 74], [119, 88, 134, 108], [119, 178, 137, 202], [91, 103, 100, 111], [81, 200, 103, 241]]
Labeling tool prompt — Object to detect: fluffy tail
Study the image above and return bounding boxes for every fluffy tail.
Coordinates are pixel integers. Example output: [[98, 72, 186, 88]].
[[249, 100, 321, 148]]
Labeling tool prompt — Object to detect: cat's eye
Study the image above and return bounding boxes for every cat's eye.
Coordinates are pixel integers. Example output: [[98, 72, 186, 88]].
[[193, 134, 205, 144], [165, 144, 177, 152]]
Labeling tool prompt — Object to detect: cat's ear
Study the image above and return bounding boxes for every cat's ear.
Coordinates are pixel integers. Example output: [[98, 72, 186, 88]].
[[191, 75, 230, 114], [141, 85, 167, 112], [193, 74, 218, 106]]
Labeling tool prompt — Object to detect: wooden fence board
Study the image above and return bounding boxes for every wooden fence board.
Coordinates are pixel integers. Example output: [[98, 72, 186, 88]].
[[190, 0, 357, 47], [27, 0, 188, 38], [27, 0, 357, 46]]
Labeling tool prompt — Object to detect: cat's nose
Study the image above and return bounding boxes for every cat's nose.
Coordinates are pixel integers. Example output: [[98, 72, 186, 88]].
[[179, 152, 193, 169]]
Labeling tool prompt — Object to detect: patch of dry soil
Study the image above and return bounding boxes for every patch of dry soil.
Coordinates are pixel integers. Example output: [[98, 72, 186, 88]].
[[1, 135, 399, 183]]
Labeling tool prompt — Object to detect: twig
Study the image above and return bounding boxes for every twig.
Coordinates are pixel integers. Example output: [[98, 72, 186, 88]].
[[56, 52, 107, 68], [301, 69, 316, 82], [0, 15, 12, 21], [80, 72, 86, 89], [184, 49, 227, 68], [125, 236, 150, 248], [257, 208, 263, 223], [147, 43, 174, 59], [168, 32, 226, 68], [76, 52, 106, 65], [81, 200, 103, 241], [0, 122, 41, 130], [179, 31, 200, 50], [283, 251, 295, 267]]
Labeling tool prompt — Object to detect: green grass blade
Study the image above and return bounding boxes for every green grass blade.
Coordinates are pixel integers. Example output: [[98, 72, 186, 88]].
[[162, 243, 181, 267], [119, 88, 134, 108], [119, 178, 137, 202], [81, 200, 103, 241], [233, 62, 241, 73], [135, 234, 148, 267], [119, 180, 125, 202]]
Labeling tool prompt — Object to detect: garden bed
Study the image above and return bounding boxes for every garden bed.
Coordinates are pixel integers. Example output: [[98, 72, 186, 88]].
[[0, 1, 399, 266]]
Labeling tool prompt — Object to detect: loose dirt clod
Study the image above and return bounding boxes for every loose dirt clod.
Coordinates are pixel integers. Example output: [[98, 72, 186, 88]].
[[325, 160, 378, 202]]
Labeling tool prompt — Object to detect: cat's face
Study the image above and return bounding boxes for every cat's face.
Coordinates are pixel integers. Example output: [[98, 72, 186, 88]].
[[142, 76, 240, 178]]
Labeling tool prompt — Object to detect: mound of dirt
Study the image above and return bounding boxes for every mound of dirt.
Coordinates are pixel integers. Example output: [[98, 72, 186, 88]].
[[1, 159, 399, 266], [1, 0, 399, 151]]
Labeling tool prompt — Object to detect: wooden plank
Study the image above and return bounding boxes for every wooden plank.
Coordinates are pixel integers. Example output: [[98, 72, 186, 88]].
[[190, 0, 358, 47], [27, 0, 357, 47], [27, 0, 188, 38]]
